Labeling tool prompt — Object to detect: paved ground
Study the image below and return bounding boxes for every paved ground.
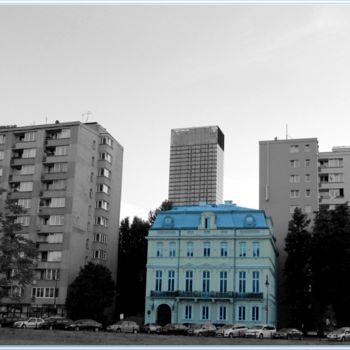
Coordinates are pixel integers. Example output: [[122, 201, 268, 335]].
[[0, 328, 341, 346]]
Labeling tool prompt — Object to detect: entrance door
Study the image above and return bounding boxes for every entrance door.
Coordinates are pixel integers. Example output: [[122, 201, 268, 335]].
[[157, 304, 171, 326]]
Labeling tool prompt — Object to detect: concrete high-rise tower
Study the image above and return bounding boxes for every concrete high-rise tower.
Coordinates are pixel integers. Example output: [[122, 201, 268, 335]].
[[168, 126, 224, 206]]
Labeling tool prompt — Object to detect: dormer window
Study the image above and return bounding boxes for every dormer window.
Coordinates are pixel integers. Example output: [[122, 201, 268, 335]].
[[200, 212, 216, 230], [163, 216, 174, 229], [204, 217, 210, 229]]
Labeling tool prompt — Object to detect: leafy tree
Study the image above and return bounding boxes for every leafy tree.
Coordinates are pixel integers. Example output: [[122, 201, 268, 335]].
[[65, 262, 115, 323], [148, 200, 173, 226], [283, 207, 312, 328], [0, 198, 37, 298]]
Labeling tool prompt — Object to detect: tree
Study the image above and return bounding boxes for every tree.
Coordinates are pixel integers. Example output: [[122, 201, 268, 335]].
[[283, 207, 312, 328], [65, 262, 115, 323], [0, 198, 38, 299], [148, 200, 173, 226]]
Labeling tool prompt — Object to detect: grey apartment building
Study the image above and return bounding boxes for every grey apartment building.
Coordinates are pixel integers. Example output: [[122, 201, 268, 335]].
[[0, 121, 123, 317], [168, 126, 224, 206]]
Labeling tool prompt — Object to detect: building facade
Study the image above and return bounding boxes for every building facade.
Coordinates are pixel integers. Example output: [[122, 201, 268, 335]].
[[0, 121, 123, 317], [144, 203, 278, 327], [168, 126, 224, 206]]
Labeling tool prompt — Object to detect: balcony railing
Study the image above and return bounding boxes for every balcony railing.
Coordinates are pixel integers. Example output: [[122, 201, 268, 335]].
[[150, 290, 263, 300]]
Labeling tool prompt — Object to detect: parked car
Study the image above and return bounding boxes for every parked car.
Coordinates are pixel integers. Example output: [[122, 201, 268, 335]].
[[13, 317, 45, 329], [245, 324, 276, 339], [217, 324, 248, 338], [64, 319, 102, 331], [40, 317, 73, 330], [192, 323, 216, 336], [327, 327, 350, 342], [106, 320, 140, 333], [162, 323, 188, 335], [141, 323, 162, 334], [273, 328, 303, 340], [0, 316, 25, 328]]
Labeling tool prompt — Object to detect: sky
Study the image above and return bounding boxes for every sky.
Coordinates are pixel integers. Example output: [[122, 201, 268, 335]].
[[1, 3, 350, 221]]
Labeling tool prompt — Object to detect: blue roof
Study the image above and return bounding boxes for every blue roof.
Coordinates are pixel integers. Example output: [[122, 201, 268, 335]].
[[151, 203, 270, 230]]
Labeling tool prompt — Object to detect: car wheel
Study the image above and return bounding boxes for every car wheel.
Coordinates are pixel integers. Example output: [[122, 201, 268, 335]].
[[94, 327, 99, 332], [133, 329, 138, 334], [198, 332, 203, 337], [229, 333, 234, 338], [259, 333, 263, 339], [117, 328, 121, 333], [341, 337, 345, 342], [147, 330, 151, 334], [22, 324, 26, 329]]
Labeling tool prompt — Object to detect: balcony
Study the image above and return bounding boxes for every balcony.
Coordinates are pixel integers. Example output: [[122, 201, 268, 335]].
[[150, 290, 263, 300]]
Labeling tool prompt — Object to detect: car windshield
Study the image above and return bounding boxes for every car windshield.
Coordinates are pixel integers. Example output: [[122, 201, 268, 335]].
[[252, 325, 264, 329], [278, 328, 288, 332], [335, 328, 347, 333]]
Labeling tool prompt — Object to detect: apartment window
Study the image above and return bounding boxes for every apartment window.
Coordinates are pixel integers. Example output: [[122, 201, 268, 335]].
[[202, 271, 210, 292], [218, 306, 227, 321], [48, 215, 64, 226], [329, 188, 344, 199], [57, 129, 71, 139], [238, 306, 246, 321], [305, 159, 310, 167], [101, 136, 113, 147], [201, 305, 210, 321], [99, 152, 112, 163], [15, 215, 30, 226], [40, 269, 60, 281], [0, 135, 5, 144], [219, 271, 227, 293], [156, 242, 163, 257], [239, 242, 247, 257], [184, 305, 192, 320], [289, 205, 299, 214], [220, 242, 228, 257], [32, 287, 58, 299], [19, 181, 33, 192], [290, 190, 300, 198], [95, 216, 109, 227], [329, 158, 343, 167], [46, 163, 68, 173], [290, 160, 300, 168], [0, 151, 3, 160], [18, 199, 32, 209], [305, 144, 310, 152], [50, 198, 66, 208], [46, 233, 63, 243], [305, 205, 312, 214], [23, 132, 36, 142], [252, 306, 260, 321], [93, 249, 107, 260], [47, 180, 66, 190], [22, 149, 36, 159], [20, 165, 35, 175], [289, 145, 299, 153], [204, 217, 211, 229], [169, 242, 176, 257], [238, 271, 246, 293], [94, 233, 108, 243], [305, 174, 311, 182], [168, 271, 175, 292], [96, 183, 110, 194], [185, 271, 193, 292], [98, 168, 111, 178], [329, 173, 344, 183], [289, 175, 300, 183], [47, 251, 62, 262], [187, 242, 194, 257], [54, 146, 69, 156], [96, 200, 109, 211], [305, 189, 311, 198], [252, 271, 260, 293], [203, 242, 210, 257], [155, 270, 162, 292], [253, 242, 260, 257], [91, 157, 95, 166]]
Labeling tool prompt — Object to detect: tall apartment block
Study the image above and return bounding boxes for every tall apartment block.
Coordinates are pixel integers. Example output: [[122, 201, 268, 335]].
[[168, 126, 224, 206], [0, 121, 123, 317]]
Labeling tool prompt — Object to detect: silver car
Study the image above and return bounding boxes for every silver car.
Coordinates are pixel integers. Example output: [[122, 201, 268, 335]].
[[13, 317, 45, 329], [327, 327, 350, 342], [106, 320, 140, 333]]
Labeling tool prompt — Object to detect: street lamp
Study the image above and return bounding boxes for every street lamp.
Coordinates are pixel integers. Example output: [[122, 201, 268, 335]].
[[265, 275, 269, 324]]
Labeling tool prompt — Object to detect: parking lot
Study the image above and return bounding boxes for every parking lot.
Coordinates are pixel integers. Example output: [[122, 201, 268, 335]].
[[0, 328, 340, 346]]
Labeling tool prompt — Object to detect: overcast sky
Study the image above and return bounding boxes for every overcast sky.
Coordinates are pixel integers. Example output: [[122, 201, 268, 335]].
[[1, 3, 350, 220]]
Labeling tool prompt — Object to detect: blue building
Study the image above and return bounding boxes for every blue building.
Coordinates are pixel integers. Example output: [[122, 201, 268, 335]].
[[144, 202, 278, 327]]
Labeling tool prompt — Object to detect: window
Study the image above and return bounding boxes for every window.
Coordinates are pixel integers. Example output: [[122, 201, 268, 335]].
[[94, 233, 108, 243], [0, 151, 3, 160], [290, 160, 300, 168], [252, 271, 260, 293], [156, 242, 163, 257], [54, 146, 69, 156], [92, 249, 107, 260], [96, 200, 109, 211], [289, 175, 300, 183], [8, 286, 23, 298], [48, 215, 64, 226], [99, 152, 112, 163], [201, 305, 209, 321], [19, 181, 33, 192], [203, 242, 210, 257], [239, 242, 246, 257], [184, 305, 192, 320], [20, 165, 35, 175], [57, 129, 71, 139], [18, 199, 31, 209], [219, 271, 227, 293], [0, 134, 5, 144], [94, 216, 109, 227], [91, 156, 95, 166], [47, 251, 62, 262], [155, 270, 162, 292], [187, 242, 193, 257], [23, 132, 36, 142], [289, 145, 299, 153], [218, 306, 227, 321], [22, 148, 36, 158], [204, 217, 211, 229], [46, 233, 63, 243], [305, 159, 310, 167], [101, 136, 113, 147], [220, 242, 228, 257], [98, 168, 111, 178], [253, 242, 260, 257], [305, 174, 311, 182], [290, 190, 300, 198], [40, 269, 60, 281], [289, 205, 300, 214], [168, 271, 175, 292], [305, 144, 310, 152], [169, 242, 176, 257], [45, 163, 68, 173], [305, 189, 311, 197], [185, 271, 193, 292], [252, 306, 260, 321], [32, 287, 58, 299], [238, 271, 246, 293], [47, 180, 66, 190], [96, 183, 110, 194], [202, 271, 210, 292], [329, 173, 344, 183], [15, 215, 30, 226], [50, 198, 66, 208], [238, 306, 246, 321], [329, 158, 343, 167]]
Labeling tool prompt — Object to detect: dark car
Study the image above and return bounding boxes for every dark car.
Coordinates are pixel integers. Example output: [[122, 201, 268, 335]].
[[40, 317, 73, 330], [141, 323, 162, 334], [273, 328, 303, 340], [64, 319, 102, 332], [162, 323, 188, 335], [0, 316, 25, 328]]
